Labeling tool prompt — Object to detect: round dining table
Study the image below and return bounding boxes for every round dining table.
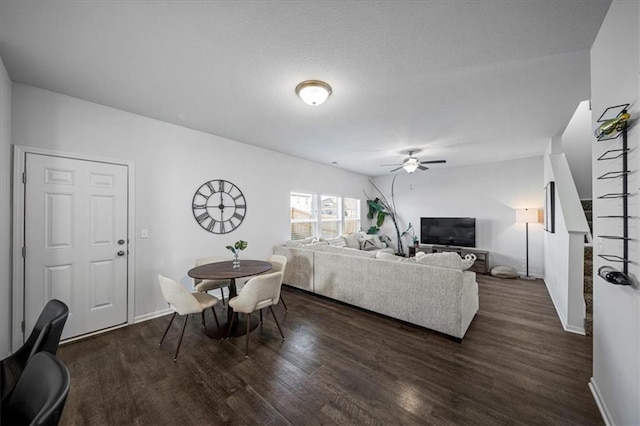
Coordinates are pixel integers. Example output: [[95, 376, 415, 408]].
[[187, 259, 272, 338]]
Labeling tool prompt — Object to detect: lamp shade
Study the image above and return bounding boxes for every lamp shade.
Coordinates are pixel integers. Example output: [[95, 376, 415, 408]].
[[516, 208, 539, 224], [295, 80, 332, 106]]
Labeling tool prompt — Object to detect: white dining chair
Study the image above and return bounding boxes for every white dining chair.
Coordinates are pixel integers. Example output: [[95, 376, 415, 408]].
[[158, 274, 221, 361], [193, 256, 231, 307], [267, 255, 288, 311], [227, 271, 284, 358]]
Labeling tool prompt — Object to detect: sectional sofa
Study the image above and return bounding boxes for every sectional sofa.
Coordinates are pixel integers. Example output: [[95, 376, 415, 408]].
[[273, 236, 479, 339]]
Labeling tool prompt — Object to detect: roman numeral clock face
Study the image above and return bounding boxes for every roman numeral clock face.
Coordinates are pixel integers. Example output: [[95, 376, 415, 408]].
[[192, 179, 246, 234]]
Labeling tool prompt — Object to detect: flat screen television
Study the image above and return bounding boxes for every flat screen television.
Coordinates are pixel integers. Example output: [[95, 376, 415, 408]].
[[420, 217, 476, 248]]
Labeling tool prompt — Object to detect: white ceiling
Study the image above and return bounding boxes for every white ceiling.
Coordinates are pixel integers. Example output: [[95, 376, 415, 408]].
[[0, 0, 611, 176]]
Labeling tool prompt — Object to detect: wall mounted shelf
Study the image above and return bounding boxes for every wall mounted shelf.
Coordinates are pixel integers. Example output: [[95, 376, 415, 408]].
[[595, 104, 631, 283]]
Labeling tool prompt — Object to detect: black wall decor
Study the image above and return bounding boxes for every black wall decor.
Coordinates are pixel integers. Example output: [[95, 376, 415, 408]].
[[544, 181, 555, 233], [192, 179, 246, 234]]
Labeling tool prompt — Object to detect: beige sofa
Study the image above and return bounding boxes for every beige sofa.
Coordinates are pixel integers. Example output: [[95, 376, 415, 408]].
[[273, 242, 479, 339]]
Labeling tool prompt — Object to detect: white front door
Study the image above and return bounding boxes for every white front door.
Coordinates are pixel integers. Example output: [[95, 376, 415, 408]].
[[24, 153, 129, 340]]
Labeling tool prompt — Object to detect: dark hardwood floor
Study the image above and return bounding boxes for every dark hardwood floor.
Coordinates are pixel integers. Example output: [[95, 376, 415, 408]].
[[58, 275, 602, 425]]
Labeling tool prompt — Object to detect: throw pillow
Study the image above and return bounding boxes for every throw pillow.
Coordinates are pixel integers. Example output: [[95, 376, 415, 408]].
[[344, 232, 364, 249], [359, 235, 383, 251]]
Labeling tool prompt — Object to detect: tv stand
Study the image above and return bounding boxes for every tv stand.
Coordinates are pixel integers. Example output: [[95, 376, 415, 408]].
[[408, 244, 490, 274]]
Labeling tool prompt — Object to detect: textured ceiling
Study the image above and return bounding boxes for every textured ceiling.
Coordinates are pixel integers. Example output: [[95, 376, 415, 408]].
[[0, 0, 611, 176]]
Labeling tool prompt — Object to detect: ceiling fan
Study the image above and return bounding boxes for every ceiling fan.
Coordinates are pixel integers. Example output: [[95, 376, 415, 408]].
[[380, 151, 446, 173]]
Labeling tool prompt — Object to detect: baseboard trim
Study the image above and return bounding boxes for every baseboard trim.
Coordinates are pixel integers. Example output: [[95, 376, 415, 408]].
[[589, 377, 613, 426], [60, 322, 129, 345], [135, 308, 172, 323], [58, 309, 171, 346], [565, 324, 586, 335]]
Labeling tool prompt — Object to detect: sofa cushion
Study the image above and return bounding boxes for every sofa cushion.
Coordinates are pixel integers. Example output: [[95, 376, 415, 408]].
[[327, 237, 347, 247], [319, 245, 378, 258], [303, 241, 329, 249], [285, 237, 317, 247], [375, 251, 405, 261], [415, 252, 463, 269]]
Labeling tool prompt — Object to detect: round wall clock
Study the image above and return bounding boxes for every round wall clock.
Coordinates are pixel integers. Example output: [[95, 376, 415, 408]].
[[192, 179, 246, 234]]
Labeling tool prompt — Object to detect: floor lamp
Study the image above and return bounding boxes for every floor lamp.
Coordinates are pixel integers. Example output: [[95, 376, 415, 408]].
[[516, 208, 539, 279]]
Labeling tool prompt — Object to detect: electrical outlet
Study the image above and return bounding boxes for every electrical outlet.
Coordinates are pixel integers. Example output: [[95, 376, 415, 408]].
[[141, 228, 148, 239]]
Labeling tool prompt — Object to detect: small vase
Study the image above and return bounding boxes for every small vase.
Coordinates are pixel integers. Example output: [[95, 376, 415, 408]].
[[232, 253, 240, 269]]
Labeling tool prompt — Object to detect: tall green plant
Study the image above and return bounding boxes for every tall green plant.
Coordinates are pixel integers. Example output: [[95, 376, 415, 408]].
[[364, 175, 404, 255], [366, 198, 387, 234]]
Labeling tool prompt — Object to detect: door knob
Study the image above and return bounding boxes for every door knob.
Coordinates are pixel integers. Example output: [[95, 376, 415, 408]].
[[117, 250, 126, 256], [118, 239, 125, 245]]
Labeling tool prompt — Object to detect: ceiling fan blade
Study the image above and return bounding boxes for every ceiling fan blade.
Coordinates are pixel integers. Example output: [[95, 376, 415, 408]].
[[419, 160, 446, 164], [389, 166, 404, 172], [380, 163, 402, 166], [417, 165, 429, 171]]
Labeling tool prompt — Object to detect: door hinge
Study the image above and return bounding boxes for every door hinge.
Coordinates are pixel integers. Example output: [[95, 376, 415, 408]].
[[22, 172, 26, 184], [21, 320, 25, 334], [21, 246, 25, 258]]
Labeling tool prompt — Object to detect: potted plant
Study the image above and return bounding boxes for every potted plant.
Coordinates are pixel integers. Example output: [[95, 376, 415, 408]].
[[364, 175, 405, 255], [401, 222, 418, 247], [226, 240, 248, 269]]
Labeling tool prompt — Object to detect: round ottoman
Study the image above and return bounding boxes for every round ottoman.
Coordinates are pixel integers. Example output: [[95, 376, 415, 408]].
[[490, 265, 518, 279]]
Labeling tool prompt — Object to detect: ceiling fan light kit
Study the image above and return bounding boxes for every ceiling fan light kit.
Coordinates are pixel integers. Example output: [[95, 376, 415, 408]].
[[295, 80, 332, 106], [381, 150, 447, 173], [402, 157, 420, 173]]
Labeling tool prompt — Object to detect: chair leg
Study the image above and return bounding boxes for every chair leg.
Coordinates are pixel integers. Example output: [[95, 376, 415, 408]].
[[211, 307, 221, 330], [279, 294, 288, 311], [174, 315, 189, 362], [269, 306, 285, 340], [259, 309, 263, 327], [160, 312, 177, 346], [201, 311, 206, 329], [245, 314, 251, 358], [227, 312, 237, 339], [220, 288, 226, 308]]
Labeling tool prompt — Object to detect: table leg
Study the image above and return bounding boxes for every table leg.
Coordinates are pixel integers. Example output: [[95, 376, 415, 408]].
[[227, 278, 237, 322]]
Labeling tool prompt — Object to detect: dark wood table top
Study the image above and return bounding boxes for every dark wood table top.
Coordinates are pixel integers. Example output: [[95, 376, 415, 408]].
[[187, 260, 272, 280]]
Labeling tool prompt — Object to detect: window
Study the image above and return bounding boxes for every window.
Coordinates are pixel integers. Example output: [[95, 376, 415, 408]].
[[343, 197, 361, 234], [290, 192, 317, 240], [290, 193, 362, 240], [320, 195, 342, 238]]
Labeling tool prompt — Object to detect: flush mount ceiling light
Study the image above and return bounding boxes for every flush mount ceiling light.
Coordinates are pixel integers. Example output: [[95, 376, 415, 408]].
[[295, 80, 332, 106]]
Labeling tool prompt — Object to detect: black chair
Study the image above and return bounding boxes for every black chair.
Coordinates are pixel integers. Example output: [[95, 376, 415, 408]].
[[1, 352, 70, 426], [0, 299, 69, 401]]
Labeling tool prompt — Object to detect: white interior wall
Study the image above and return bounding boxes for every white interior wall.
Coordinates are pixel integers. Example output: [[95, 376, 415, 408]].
[[590, 1, 640, 424], [543, 152, 589, 334], [10, 83, 373, 322], [371, 156, 544, 276], [0, 57, 12, 357], [562, 100, 593, 200]]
